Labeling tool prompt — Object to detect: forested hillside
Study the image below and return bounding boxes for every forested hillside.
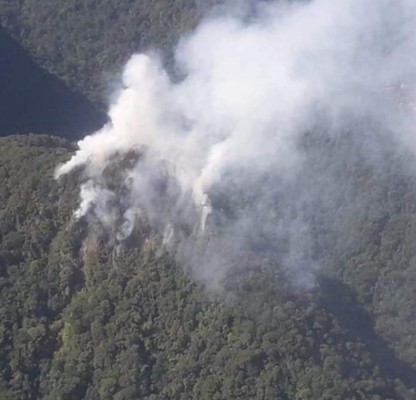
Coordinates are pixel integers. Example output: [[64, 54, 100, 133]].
[[0, 135, 416, 399], [1, 1, 416, 399]]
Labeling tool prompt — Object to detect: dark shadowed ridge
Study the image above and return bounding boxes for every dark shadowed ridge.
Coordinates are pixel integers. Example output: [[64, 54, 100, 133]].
[[318, 277, 416, 392], [0, 27, 106, 140]]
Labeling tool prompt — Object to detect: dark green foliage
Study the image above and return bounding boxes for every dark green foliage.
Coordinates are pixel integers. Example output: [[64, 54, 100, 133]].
[[1, 2, 416, 398], [0, 135, 80, 399], [0, 135, 415, 399]]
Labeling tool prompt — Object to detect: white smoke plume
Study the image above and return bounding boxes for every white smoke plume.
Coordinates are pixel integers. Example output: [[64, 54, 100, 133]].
[[57, 0, 416, 290]]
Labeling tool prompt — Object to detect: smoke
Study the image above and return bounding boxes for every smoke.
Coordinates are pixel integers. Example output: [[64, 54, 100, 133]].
[[56, 0, 416, 291]]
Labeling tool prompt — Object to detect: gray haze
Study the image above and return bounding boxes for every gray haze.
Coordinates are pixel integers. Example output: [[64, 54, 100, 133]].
[[57, 0, 416, 291]]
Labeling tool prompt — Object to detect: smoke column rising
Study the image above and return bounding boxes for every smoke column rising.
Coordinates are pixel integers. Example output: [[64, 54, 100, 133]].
[[57, 0, 416, 290]]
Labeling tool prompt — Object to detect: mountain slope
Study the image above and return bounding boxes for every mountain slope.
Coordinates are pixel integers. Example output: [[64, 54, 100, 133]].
[[1, 1, 416, 399], [0, 135, 415, 399]]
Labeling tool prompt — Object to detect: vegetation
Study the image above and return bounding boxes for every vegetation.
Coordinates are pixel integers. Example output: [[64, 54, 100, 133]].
[[1, 1, 416, 399], [0, 135, 415, 399]]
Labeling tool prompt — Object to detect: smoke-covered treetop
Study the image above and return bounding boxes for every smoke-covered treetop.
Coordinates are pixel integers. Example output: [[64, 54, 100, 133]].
[[57, 0, 416, 291]]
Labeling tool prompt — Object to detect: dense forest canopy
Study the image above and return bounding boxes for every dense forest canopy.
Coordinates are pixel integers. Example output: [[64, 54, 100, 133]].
[[0, 0, 416, 399], [1, 135, 416, 399]]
